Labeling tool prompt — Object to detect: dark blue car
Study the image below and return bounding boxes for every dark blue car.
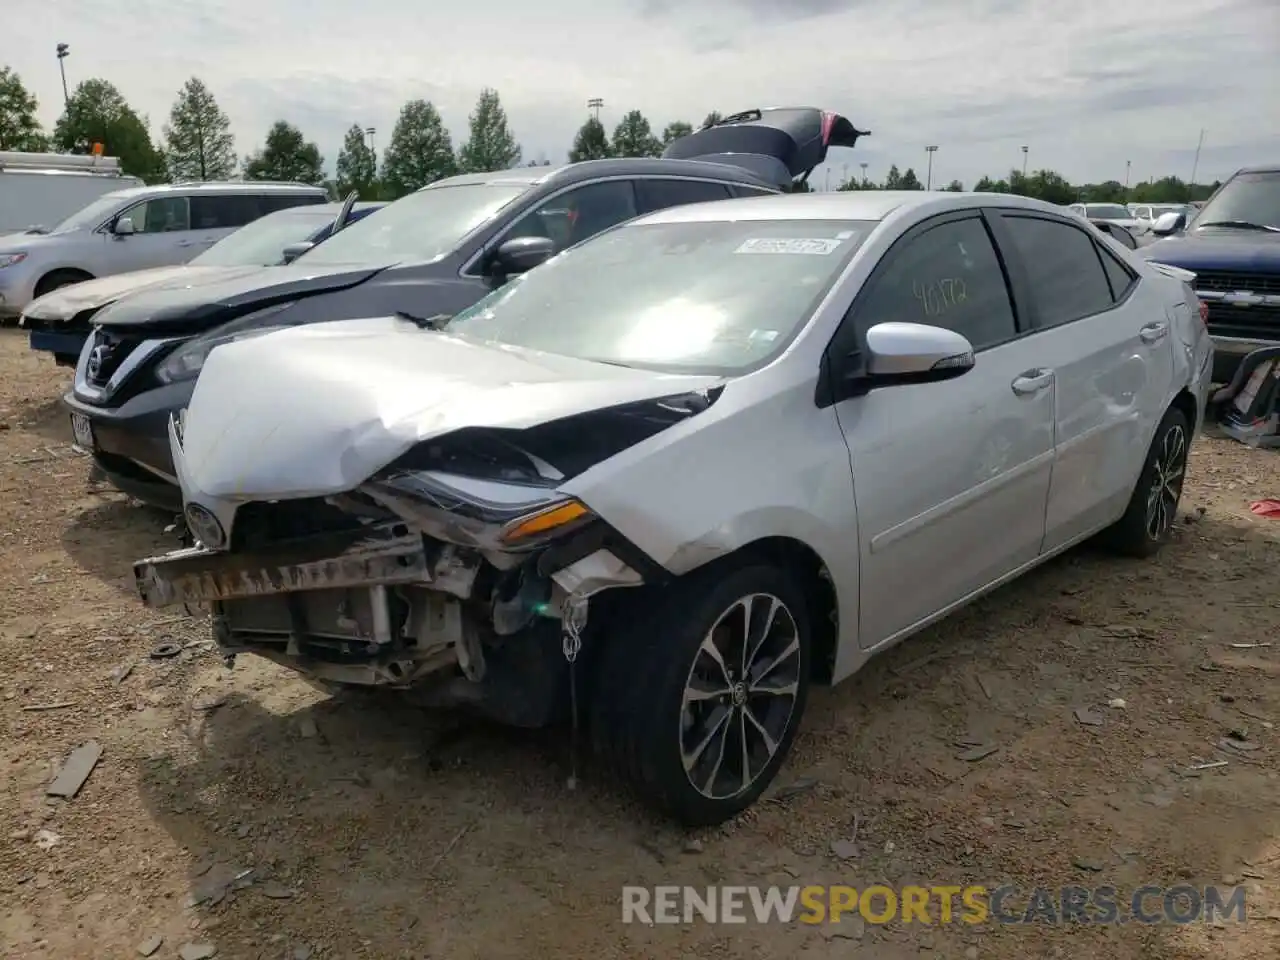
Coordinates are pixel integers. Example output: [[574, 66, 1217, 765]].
[[1142, 165, 1280, 382], [21, 201, 384, 367]]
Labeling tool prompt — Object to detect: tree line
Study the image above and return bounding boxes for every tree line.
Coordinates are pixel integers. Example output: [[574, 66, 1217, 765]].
[[0, 65, 1221, 205], [837, 165, 1220, 205]]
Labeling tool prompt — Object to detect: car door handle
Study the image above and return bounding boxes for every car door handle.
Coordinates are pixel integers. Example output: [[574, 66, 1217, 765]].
[[1011, 369, 1054, 396], [1139, 321, 1169, 344], [177, 240, 196, 247]]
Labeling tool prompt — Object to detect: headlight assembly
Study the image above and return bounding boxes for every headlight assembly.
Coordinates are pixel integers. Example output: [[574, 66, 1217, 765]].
[[0, 253, 29, 269], [154, 301, 297, 384]]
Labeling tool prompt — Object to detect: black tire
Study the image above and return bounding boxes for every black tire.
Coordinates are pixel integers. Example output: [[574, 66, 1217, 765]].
[[34, 269, 92, 299], [1100, 406, 1191, 558], [589, 561, 812, 826]]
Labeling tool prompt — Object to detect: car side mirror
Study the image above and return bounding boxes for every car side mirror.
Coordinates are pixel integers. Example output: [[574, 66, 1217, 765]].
[[281, 241, 314, 264], [112, 216, 135, 237], [829, 321, 975, 401], [1151, 211, 1185, 236], [865, 322, 975, 383], [491, 236, 555, 278]]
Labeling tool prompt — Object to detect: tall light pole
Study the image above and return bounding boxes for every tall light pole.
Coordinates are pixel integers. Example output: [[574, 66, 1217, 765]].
[[55, 43, 71, 110], [1021, 145, 1029, 178], [1125, 159, 1131, 190], [925, 145, 938, 190], [587, 98, 603, 123], [365, 126, 376, 159], [1190, 128, 1205, 188], [860, 161, 868, 186]]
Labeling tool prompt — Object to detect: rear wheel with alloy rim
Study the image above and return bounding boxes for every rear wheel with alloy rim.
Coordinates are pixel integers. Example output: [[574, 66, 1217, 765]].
[[590, 562, 812, 826], [1101, 406, 1191, 557]]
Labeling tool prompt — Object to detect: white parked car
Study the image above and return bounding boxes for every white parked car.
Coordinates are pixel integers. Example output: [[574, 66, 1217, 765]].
[[0, 181, 328, 319], [133, 191, 1213, 825], [1130, 203, 1192, 232], [1068, 202, 1148, 234]]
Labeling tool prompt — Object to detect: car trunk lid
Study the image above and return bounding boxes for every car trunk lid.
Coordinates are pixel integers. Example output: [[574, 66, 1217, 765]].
[[662, 107, 869, 189]]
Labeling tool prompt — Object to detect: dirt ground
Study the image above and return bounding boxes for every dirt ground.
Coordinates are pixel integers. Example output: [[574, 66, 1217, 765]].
[[1, 327, 1278, 960]]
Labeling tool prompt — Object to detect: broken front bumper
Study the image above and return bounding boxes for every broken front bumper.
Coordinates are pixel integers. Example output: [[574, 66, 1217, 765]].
[[133, 521, 479, 609]]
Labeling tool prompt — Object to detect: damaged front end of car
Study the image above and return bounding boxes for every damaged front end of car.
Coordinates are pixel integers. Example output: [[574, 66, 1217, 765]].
[[132, 388, 718, 727]]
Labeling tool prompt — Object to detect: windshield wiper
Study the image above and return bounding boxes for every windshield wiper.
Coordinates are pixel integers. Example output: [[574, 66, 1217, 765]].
[[394, 310, 452, 330], [1197, 219, 1280, 232]]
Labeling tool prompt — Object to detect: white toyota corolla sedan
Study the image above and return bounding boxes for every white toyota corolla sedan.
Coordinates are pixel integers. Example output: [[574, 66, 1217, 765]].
[[133, 190, 1214, 826]]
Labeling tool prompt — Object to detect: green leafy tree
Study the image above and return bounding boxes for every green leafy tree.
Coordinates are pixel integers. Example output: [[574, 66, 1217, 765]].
[[568, 117, 611, 162], [945, 179, 964, 192], [335, 124, 379, 199], [1024, 169, 1075, 205], [53, 79, 166, 181], [899, 168, 923, 190], [1130, 175, 1193, 203], [457, 88, 521, 173], [700, 111, 723, 129], [381, 99, 456, 198], [242, 121, 324, 184], [661, 121, 693, 146], [882, 164, 903, 189], [162, 77, 235, 181], [0, 67, 48, 151], [611, 110, 662, 158]]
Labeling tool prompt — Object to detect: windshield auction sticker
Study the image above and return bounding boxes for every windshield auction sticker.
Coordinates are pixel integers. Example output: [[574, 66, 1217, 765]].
[[734, 238, 844, 255]]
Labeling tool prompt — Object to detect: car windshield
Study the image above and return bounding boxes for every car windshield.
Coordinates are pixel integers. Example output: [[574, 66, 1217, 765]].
[[1086, 204, 1130, 219], [297, 183, 529, 266], [191, 209, 336, 267], [49, 193, 132, 234], [1194, 172, 1280, 229], [446, 218, 873, 376]]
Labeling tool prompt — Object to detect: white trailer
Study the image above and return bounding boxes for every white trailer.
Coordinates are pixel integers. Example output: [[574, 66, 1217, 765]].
[[0, 151, 144, 236]]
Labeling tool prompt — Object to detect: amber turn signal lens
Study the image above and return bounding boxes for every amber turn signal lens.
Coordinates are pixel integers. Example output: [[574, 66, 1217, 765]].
[[500, 500, 591, 543]]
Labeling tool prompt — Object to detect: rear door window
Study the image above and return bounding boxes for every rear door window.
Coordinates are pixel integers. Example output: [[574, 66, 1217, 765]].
[[190, 194, 265, 229], [635, 178, 732, 213], [999, 215, 1115, 329], [260, 193, 326, 214]]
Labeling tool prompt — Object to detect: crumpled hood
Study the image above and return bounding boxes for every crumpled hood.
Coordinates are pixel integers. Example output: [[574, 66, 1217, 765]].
[[23, 265, 260, 322], [1143, 229, 1280, 272], [177, 315, 723, 501], [94, 260, 383, 332]]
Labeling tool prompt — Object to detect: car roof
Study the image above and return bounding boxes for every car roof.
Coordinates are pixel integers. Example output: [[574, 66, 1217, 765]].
[[430, 157, 780, 192], [100, 181, 328, 202], [1234, 164, 1280, 175], [630, 190, 1069, 225]]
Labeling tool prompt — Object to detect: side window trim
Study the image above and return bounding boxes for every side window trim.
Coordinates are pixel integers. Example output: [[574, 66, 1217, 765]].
[[988, 209, 1129, 328], [824, 210, 1019, 368]]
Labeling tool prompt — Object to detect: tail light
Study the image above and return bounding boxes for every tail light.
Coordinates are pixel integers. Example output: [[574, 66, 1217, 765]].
[[1197, 299, 1209, 324]]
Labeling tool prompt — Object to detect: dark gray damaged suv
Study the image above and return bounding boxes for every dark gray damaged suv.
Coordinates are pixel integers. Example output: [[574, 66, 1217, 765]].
[[64, 107, 869, 510]]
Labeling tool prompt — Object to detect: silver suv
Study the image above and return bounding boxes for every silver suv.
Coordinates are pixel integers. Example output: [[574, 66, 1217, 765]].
[[0, 181, 328, 318]]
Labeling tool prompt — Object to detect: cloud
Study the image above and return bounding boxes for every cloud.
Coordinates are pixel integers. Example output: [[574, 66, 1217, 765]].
[[8, 0, 1278, 187]]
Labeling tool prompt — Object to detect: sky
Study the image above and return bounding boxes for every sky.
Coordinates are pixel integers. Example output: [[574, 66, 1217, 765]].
[[9, 0, 1280, 189]]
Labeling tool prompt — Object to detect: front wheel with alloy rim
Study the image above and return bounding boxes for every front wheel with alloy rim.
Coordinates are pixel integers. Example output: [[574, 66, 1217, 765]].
[[1101, 406, 1191, 557], [589, 562, 812, 826]]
